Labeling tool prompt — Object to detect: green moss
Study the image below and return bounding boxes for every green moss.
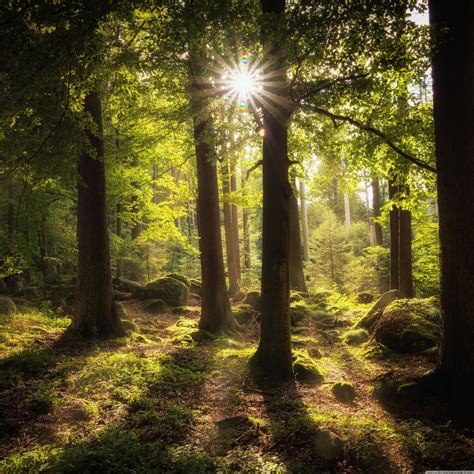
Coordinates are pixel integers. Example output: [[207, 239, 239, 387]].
[[142, 277, 189, 307], [121, 319, 140, 333], [233, 304, 257, 324], [342, 329, 369, 345], [332, 381, 356, 403], [165, 273, 191, 287], [293, 355, 324, 385]]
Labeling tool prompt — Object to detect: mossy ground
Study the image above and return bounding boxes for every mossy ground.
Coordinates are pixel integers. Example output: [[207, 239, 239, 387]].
[[1, 297, 473, 473]]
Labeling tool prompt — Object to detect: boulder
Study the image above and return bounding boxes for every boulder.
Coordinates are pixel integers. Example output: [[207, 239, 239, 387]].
[[243, 291, 261, 311], [113, 277, 143, 294], [332, 381, 356, 403], [114, 291, 132, 301], [140, 276, 189, 307], [293, 359, 324, 385], [357, 291, 374, 304], [143, 299, 169, 313], [355, 289, 399, 332], [189, 278, 202, 296], [374, 298, 440, 353], [315, 430, 344, 460], [0, 297, 17, 315], [342, 329, 369, 345], [165, 273, 191, 288], [234, 304, 258, 324]]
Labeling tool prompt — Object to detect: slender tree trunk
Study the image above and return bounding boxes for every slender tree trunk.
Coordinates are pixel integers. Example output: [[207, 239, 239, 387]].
[[230, 163, 241, 280], [428, 0, 474, 410], [399, 184, 414, 297], [241, 171, 251, 271], [388, 180, 400, 291], [372, 178, 383, 246], [191, 84, 233, 332], [289, 179, 307, 292], [251, 0, 293, 380], [343, 192, 351, 230], [299, 179, 310, 261], [222, 162, 240, 295], [70, 92, 124, 338]]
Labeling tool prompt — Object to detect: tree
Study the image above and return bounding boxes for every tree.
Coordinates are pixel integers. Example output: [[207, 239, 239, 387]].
[[428, 0, 474, 411], [251, 0, 293, 380], [289, 179, 307, 292], [70, 92, 125, 338], [299, 179, 310, 261], [371, 178, 383, 246]]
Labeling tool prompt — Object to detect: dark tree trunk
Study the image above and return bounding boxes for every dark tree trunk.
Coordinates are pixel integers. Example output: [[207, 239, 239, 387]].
[[230, 163, 241, 280], [241, 171, 251, 271], [222, 162, 240, 295], [191, 86, 233, 332], [299, 179, 310, 261], [388, 180, 400, 291], [399, 184, 414, 298], [428, 0, 474, 409], [251, 0, 293, 380], [116, 203, 123, 278], [71, 92, 124, 338], [289, 179, 307, 292], [372, 178, 383, 246]]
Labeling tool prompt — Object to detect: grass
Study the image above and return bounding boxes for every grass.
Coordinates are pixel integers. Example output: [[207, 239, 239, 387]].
[[1, 302, 473, 473]]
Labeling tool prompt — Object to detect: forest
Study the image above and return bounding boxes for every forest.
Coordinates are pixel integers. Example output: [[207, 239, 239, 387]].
[[0, 0, 473, 472]]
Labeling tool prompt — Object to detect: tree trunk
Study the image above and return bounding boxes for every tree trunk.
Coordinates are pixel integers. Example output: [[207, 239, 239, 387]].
[[241, 170, 251, 271], [299, 179, 310, 261], [372, 178, 383, 246], [191, 86, 233, 333], [289, 180, 307, 292], [398, 184, 414, 298], [230, 163, 241, 280], [251, 0, 293, 380], [428, 0, 474, 409], [343, 192, 351, 229], [71, 91, 124, 338], [388, 180, 400, 291], [222, 162, 240, 295]]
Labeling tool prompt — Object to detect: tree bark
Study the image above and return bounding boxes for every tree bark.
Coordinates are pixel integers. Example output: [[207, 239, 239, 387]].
[[241, 171, 251, 271], [71, 91, 124, 338], [398, 184, 414, 298], [289, 179, 307, 292], [428, 0, 474, 409], [388, 180, 400, 291], [251, 0, 293, 380], [230, 163, 241, 280], [343, 192, 351, 230], [191, 85, 233, 332], [222, 162, 240, 295], [371, 178, 383, 246], [299, 179, 310, 261]]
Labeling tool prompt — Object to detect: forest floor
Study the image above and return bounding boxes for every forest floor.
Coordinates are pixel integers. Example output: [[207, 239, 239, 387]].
[[1, 297, 474, 473]]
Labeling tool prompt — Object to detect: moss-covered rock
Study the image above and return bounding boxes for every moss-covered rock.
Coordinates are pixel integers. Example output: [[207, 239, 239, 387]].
[[357, 291, 374, 304], [332, 381, 356, 403], [0, 297, 16, 315], [315, 429, 344, 460], [243, 291, 261, 311], [140, 277, 189, 307], [165, 273, 191, 288], [189, 278, 202, 296], [355, 289, 399, 332], [293, 358, 324, 385], [143, 299, 169, 313], [115, 302, 127, 319], [342, 329, 369, 345], [290, 301, 312, 326], [374, 298, 440, 353], [233, 304, 258, 324], [121, 319, 140, 333]]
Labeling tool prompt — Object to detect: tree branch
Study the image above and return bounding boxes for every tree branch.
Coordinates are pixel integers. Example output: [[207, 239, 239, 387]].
[[246, 160, 263, 179], [303, 103, 437, 173]]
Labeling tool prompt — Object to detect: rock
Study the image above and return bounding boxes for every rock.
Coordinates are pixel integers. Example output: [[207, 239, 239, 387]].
[[290, 302, 311, 326], [315, 430, 344, 460], [140, 276, 189, 307], [113, 277, 143, 294], [234, 304, 258, 324], [355, 289, 399, 332], [143, 299, 169, 313], [293, 360, 324, 385], [121, 319, 140, 333], [357, 291, 374, 304], [216, 415, 252, 430], [342, 329, 369, 345], [114, 291, 132, 301], [332, 381, 356, 403], [374, 298, 440, 353], [189, 278, 202, 296], [165, 273, 191, 288], [243, 291, 261, 311], [116, 301, 127, 319], [0, 297, 17, 315]]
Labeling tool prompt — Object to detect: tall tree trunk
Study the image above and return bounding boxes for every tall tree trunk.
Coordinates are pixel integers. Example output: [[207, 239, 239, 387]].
[[289, 179, 307, 292], [343, 191, 351, 229], [230, 163, 241, 280], [70, 92, 124, 338], [428, 0, 474, 409], [241, 171, 251, 271], [222, 162, 240, 295], [299, 179, 310, 261], [191, 85, 233, 332], [115, 203, 123, 278], [251, 0, 293, 380], [388, 180, 400, 291], [372, 178, 383, 246], [399, 184, 414, 297]]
